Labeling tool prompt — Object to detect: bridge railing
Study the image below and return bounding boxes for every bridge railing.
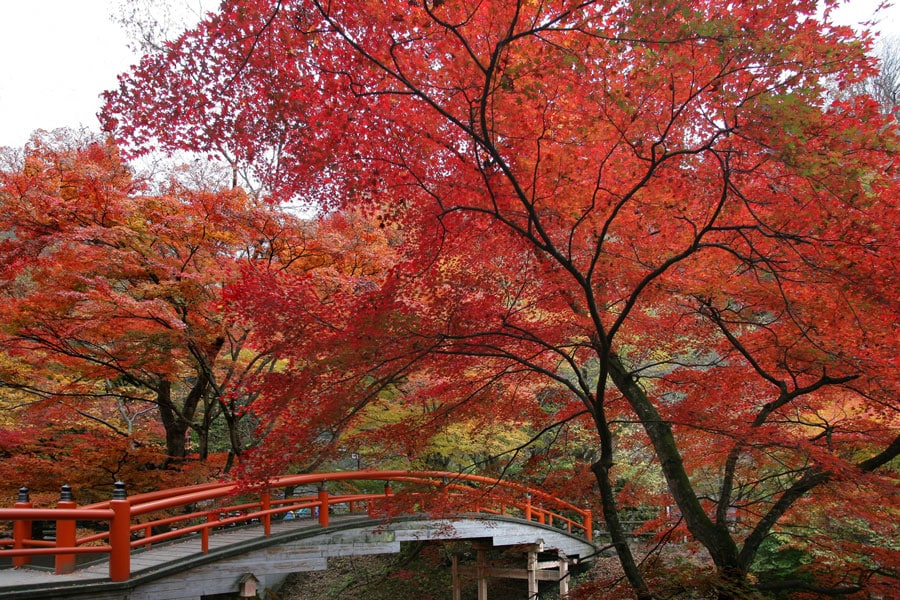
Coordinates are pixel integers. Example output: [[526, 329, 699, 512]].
[[0, 470, 591, 583]]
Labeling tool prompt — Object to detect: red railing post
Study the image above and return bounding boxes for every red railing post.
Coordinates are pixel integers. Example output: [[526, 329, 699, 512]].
[[109, 482, 131, 582], [369, 482, 390, 517], [261, 490, 271, 536], [317, 484, 329, 528], [524, 493, 532, 522], [12, 487, 32, 568], [203, 510, 219, 553], [583, 509, 593, 541], [55, 485, 77, 575]]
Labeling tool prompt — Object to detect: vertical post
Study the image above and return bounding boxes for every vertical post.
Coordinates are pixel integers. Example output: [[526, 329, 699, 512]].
[[524, 493, 532, 522], [441, 476, 449, 512], [109, 482, 131, 582], [369, 482, 385, 517], [12, 487, 32, 568], [317, 484, 329, 528], [451, 554, 461, 600], [203, 510, 219, 553], [476, 546, 488, 600], [374, 481, 391, 517], [527, 549, 538, 598], [558, 555, 570, 597], [55, 485, 77, 575], [261, 490, 271, 536], [583, 509, 593, 542]]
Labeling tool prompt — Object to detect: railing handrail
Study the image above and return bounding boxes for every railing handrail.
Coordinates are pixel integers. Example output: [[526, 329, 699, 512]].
[[0, 508, 114, 520]]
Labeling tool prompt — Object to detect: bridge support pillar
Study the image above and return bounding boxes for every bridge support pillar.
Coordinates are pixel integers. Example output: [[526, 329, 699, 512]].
[[451, 554, 461, 600], [476, 545, 488, 600], [454, 541, 576, 599], [527, 549, 537, 598]]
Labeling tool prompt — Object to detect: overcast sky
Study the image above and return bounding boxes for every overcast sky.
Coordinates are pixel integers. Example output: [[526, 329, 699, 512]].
[[0, 0, 898, 150]]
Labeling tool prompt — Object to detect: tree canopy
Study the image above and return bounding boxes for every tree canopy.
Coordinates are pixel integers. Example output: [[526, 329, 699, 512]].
[[0, 131, 334, 478], [5, 0, 895, 597]]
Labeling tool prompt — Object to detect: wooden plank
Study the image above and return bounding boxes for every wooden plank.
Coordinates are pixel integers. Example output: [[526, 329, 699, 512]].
[[457, 565, 561, 582], [451, 554, 461, 600], [476, 547, 488, 600], [560, 557, 569, 597], [527, 550, 537, 598]]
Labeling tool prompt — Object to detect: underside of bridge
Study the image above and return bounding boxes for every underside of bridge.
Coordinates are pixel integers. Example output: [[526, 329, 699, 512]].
[[449, 540, 581, 600]]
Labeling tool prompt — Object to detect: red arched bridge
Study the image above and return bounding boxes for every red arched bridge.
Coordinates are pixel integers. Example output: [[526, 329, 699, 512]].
[[1, 470, 596, 599]]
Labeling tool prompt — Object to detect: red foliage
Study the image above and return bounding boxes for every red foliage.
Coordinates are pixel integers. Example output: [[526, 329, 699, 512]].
[[102, 1, 898, 596], [0, 132, 337, 477]]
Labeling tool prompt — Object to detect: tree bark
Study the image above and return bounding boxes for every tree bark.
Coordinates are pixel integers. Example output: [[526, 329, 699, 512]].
[[157, 380, 189, 463], [607, 353, 747, 596], [590, 458, 656, 600]]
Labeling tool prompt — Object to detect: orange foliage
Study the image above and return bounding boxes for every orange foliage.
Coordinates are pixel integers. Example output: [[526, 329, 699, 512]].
[[97, 0, 900, 596]]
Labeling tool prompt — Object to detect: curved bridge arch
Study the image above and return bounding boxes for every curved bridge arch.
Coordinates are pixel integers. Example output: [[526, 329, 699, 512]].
[[1, 471, 596, 599]]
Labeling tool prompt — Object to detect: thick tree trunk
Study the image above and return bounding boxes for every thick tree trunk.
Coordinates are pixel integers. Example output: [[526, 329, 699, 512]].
[[607, 354, 748, 597], [585, 380, 657, 599], [590, 460, 656, 600], [196, 424, 209, 460], [197, 396, 218, 461], [225, 410, 244, 460], [186, 336, 226, 461], [157, 380, 189, 463]]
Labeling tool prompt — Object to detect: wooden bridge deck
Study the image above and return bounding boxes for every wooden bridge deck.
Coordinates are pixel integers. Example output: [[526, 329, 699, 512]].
[[0, 514, 330, 596]]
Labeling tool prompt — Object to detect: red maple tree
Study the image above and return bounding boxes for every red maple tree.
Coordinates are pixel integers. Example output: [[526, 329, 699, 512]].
[[103, 1, 899, 597], [0, 132, 332, 473]]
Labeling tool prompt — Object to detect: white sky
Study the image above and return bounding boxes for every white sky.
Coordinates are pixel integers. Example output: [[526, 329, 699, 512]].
[[0, 0, 898, 150]]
